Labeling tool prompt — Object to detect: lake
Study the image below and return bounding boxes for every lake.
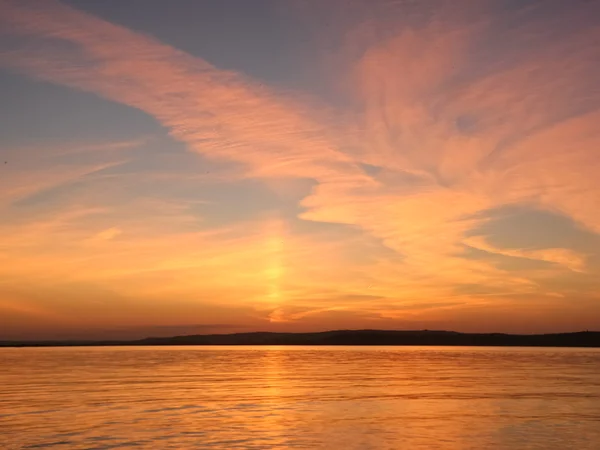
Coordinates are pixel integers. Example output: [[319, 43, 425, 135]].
[[1, 346, 599, 449]]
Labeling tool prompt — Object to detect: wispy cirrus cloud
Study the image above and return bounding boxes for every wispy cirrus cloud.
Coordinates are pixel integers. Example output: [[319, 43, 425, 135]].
[[302, 0, 599, 277], [0, 0, 367, 184]]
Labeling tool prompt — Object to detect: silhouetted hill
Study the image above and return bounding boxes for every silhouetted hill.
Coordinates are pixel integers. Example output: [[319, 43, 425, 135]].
[[2, 329, 600, 347]]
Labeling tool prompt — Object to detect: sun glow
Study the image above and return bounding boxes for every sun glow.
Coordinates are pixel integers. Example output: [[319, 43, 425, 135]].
[[264, 219, 286, 320]]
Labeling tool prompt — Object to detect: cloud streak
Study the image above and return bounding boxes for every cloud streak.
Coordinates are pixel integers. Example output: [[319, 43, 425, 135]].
[[464, 236, 587, 273]]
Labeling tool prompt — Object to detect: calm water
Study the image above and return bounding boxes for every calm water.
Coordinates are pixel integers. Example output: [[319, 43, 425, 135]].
[[1, 346, 600, 449]]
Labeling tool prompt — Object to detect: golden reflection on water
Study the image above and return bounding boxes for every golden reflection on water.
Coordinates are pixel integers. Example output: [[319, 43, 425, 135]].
[[1, 346, 600, 449]]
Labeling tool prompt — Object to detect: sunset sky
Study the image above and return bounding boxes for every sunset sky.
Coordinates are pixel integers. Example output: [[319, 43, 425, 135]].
[[1, 0, 599, 340]]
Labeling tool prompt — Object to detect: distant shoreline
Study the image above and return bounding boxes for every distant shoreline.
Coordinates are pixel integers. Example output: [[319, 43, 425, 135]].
[[2, 329, 600, 348]]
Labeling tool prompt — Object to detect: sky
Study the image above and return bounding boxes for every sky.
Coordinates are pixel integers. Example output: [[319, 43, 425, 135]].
[[0, 0, 599, 340]]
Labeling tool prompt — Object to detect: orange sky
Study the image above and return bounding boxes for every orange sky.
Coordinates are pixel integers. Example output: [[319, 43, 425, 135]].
[[0, 0, 599, 339]]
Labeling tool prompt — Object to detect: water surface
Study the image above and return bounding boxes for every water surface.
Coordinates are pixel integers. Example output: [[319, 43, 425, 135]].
[[1, 346, 599, 449]]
